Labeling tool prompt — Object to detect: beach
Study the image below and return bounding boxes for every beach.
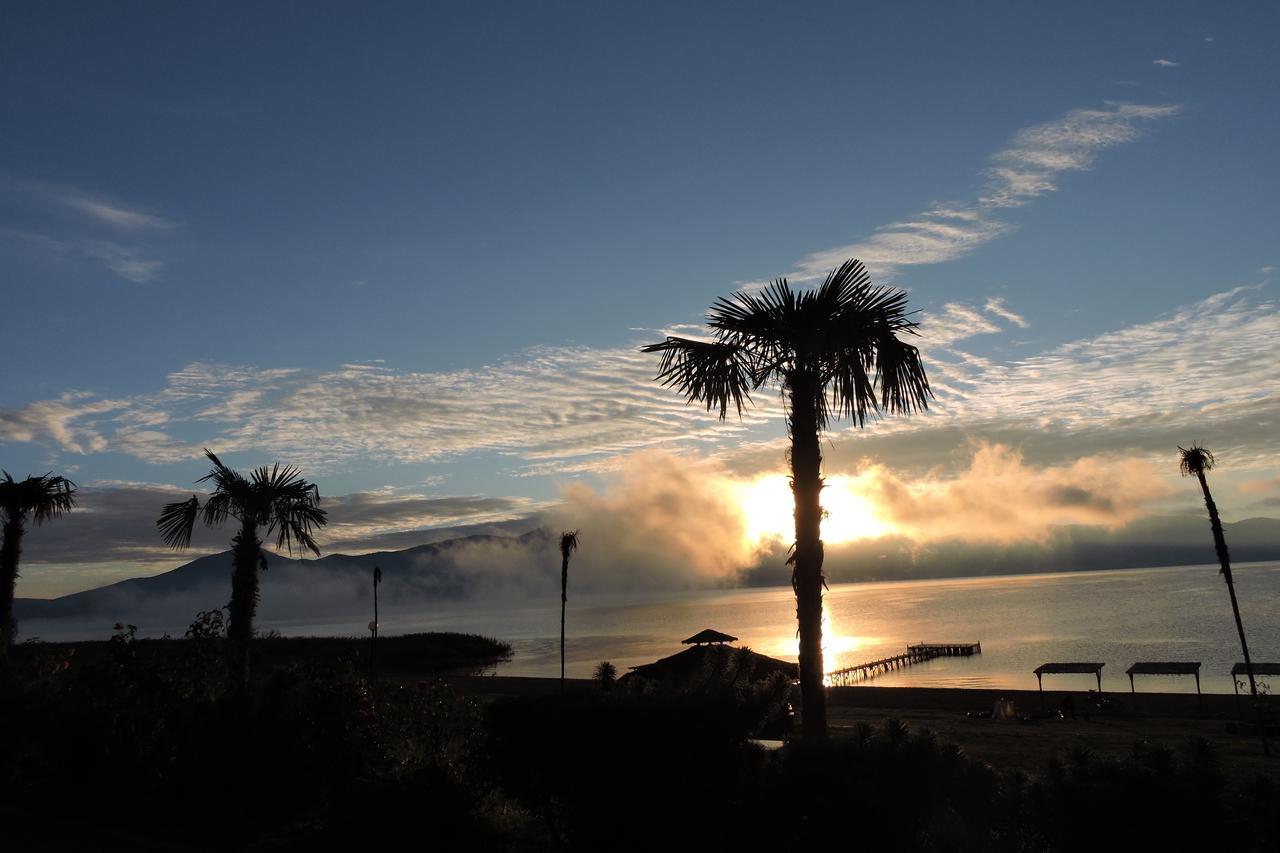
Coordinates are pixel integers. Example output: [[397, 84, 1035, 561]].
[[437, 675, 1280, 779]]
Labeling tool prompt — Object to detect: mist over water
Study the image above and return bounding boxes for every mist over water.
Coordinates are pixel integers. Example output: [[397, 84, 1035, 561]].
[[278, 562, 1280, 694], [26, 562, 1279, 694]]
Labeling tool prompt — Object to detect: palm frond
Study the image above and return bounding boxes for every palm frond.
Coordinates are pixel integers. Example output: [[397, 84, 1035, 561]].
[[560, 530, 580, 560], [157, 496, 201, 550], [197, 448, 249, 492], [640, 336, 755, 419], [32, 474, 78, 523], [0, 472, 78, 525], [707, 280, 796, 343], [872, 332, 931, 415], [200, 492, 237, 527], [811, 258, 874, 318], [1179, 445, 1216, 477], [822, 344, 878, 428], [264, 482, 327, 556]]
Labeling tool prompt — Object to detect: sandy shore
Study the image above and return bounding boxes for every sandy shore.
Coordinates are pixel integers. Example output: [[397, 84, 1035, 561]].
[[433, 675, 1279, 778]]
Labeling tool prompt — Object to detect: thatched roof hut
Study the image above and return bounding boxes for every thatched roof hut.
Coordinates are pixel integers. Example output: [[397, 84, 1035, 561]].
[[682, 628, 738, 646], [622, 638, 797, 687]]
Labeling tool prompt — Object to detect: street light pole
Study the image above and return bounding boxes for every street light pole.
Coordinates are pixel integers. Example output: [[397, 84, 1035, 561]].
[[370, 565, 382, 696]]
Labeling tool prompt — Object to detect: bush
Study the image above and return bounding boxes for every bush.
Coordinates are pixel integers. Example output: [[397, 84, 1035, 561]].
[[0, 629, 535, 851]]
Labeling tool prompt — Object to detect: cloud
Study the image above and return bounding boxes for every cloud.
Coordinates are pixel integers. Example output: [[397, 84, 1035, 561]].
[[1153, 59, 1180, 67], [13, 480, 549, 590], [777, 102, 1178, 281], [3, 181, 172, 282], [0, 393, 124, 454], [709, 283, 1280, 492], [983, 297, 1030, 329], [1240, 477, 1280, 497], [41, 187, 174, 230], [320, 491, 546, 551], [1, 349, 784, 471], [83, 241, 164, 283], [6, 278, 1278, 505], [859, 444, 1174, 542], [550, 452, 761, 588]]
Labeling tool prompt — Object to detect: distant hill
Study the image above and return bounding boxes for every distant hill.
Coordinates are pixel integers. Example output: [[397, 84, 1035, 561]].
[[744, 514, 1280, 586], [14, 528, 557, 634], [15, 515, 1280, 637]]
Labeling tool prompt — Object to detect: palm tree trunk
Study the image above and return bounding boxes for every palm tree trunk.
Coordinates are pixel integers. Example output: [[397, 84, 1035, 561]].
[[0, 515, 25, 657], [1197, 470, 1270, 754], [227, 520, 262, 690], [788, 373, 827, 741], [560, 555, 569, 691]]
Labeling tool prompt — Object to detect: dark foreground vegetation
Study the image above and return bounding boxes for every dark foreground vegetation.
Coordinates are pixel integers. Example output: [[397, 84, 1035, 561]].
[[12, 625, 512, 677], [3, 631, 1278, 853]]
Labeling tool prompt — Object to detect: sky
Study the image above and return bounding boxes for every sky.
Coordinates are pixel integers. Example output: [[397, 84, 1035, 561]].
[[3, 2, 1280, 597]]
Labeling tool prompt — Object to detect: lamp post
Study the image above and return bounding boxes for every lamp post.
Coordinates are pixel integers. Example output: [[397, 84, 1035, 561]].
[[370, 565, 381, 695]]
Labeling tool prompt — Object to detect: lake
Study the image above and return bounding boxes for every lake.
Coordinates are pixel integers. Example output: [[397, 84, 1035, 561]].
[[268, 561, 1280, 694]]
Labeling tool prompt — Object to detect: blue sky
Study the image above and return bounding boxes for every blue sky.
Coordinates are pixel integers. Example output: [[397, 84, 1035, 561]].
[[3, 2, 1280, 595]]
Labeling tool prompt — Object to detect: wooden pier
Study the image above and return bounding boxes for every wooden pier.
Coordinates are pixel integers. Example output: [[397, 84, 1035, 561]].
[[825, 642, 981, 687]]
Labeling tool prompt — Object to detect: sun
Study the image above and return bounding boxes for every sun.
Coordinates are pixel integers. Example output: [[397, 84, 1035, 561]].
[[735, 474, 891, 545]]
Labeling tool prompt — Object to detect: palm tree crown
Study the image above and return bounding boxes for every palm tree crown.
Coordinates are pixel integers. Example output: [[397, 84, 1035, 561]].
[[1, 472, 77, 653], [0, 472, 78, 526], [1178, 444, 1215, 478], [559, 530, 580, 563], [642, 259, 931, 424], [157, 450, 326, 556]]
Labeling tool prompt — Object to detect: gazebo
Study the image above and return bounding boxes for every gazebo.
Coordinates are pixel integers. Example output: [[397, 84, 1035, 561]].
[[1034, 662, 1105, 710], [682, 629, 738, 646], [1125, 661, 1202, 711]]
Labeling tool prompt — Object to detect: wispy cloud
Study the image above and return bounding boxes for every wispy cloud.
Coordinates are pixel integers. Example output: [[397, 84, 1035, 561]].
[[39, 186, 174, 230], [84, 241, 165, 283], [7, 281, 1276, 496], [2, 181, 174, 282], [1153, 58, 1180, 67], [764, 103, 1178, 284], [0, 348, 783, 470], [983, 297, 1030, 328]]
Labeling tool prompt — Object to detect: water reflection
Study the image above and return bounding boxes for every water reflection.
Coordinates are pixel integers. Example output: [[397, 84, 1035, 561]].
[[298, 562, 1280, 693], [27, 561, 1279, 694]]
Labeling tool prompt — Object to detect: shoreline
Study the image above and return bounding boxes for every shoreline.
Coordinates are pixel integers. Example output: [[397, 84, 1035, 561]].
[[438, 675, 1255, 718], [434, 676, 1279, 778]]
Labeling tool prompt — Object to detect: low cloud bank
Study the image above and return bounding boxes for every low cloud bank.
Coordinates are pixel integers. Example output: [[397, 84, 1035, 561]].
[[12, 443, 1219, 613], [862, 444, 1174, 542]]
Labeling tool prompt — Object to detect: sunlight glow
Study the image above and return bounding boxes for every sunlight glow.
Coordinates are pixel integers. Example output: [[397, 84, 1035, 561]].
[[736, 474, 892, 546]]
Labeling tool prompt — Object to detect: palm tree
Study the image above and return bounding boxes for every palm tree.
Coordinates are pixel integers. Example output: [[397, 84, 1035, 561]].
[[157, 449, 327, 688], [559, 530, 580, 690], [643, 259, 931, 739], [0, 472, 77, 656], [1179, 444, 1270, 754]]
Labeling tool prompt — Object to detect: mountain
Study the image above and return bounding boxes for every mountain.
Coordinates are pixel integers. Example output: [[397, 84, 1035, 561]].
[[14, 515, 1280, 638], [14, 528, 557, 634], [742, 514, 1280, 585]]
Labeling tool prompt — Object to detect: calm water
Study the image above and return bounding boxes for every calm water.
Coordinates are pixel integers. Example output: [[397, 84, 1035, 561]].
[[268, 561, 1280, 694]]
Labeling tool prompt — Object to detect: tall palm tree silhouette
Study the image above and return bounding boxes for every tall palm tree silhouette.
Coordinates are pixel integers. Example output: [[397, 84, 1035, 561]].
[[559, 530, 579, 690], [0, 472, 77, 656], [643, 259, 930, 739], [158, 450, 327, 688], [1179, 444, 1269, 754]]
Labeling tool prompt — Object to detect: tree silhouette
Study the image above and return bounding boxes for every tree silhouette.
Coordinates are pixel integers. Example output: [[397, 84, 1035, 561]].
[[157, 449, 327, 688], [559, 530, 579, 690], [643, 259, 930, 739], [0, 472, 77, 656], [1179, 444, 1270, 754]]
